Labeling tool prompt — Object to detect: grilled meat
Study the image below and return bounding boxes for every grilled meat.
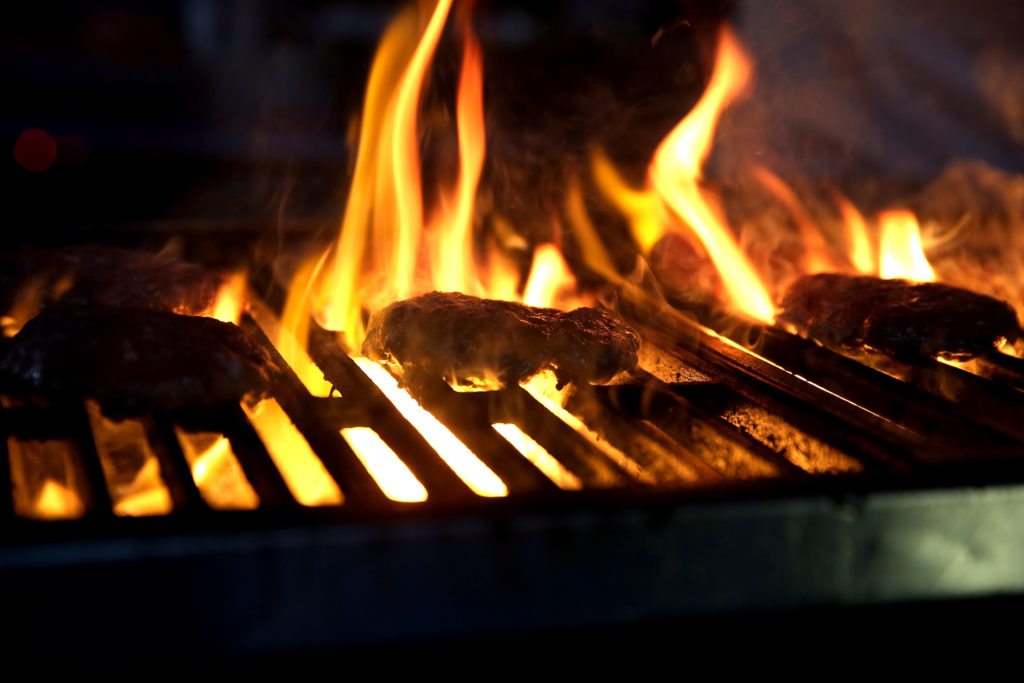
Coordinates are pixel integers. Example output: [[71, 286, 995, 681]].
[[0, 246, 224, 319], [362, 291, 640, 388], [778, 273, 1020, 359], [0, 305, 276, 416]]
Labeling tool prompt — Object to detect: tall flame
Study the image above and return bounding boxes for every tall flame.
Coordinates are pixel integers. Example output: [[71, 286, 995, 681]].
[[648, 27, 774, 323], [879, 209, 937, 281], [832, 189, 876, 275], [432, 17, 486, 294]]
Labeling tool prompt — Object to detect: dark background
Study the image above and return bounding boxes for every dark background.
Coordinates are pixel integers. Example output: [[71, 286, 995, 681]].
[[0, 1, 723, 249], [3, 1, 1021, 255]]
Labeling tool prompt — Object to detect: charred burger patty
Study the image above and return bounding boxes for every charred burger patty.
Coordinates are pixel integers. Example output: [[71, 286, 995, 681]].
[[362, 291, 640, 388], [778, 273, 1020, 359]]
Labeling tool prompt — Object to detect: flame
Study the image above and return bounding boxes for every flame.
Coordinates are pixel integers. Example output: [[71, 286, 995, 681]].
[[6, 437, 86, 520], [175, 429, 259, 510], [832, 190, 876, 275], [353, 357, 506, 497], [208, 272, 246, 324], [86, 401, 173, 517], [492, 423, 582, 490], [522, 372, 651, 483], [752, 166, 835, 274], [242, 398, 344, 506], [523, 243, 584, 309], [879, 209, 937, 281], [648, 27, 774, 323], [431, 18, 486, 295], [592, 149, 664, 254], [316, 0, 457, 349], [340, 427, 428, 502]]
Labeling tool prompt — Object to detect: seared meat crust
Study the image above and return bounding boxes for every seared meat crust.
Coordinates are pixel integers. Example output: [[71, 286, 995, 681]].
[[0, 305, 276, 416], [779, 274, 1020, 359], [0, 246, 224, 316], [362, 291, 640, 388]]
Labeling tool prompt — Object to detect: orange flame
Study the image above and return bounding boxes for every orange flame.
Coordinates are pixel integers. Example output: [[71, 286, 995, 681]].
[[431, 19, 486, 295], [648, 27, 774, 323], [208, 272, 246, 325], [832, 190, 876, 275], [752, 166, 835, 274], [523, 243, 585, 309], [879, 208, 937, 281]]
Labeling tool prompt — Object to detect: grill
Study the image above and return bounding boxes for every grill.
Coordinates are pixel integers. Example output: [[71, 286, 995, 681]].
[[6, 277, 1024, 657], [6, 0, 1024, 660]]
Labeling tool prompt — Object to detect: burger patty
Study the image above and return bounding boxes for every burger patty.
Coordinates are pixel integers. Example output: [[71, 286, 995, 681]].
[[778, 273, 1020, 359], [362, 291, 640, 388], [0, 305, 277, 416], [0, 245, 225, 318]]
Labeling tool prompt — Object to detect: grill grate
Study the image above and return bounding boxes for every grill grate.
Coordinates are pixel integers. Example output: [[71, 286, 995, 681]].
[[3, 287, 1024, 532]]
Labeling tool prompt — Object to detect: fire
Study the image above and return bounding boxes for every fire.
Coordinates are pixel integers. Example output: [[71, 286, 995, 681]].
[[431, 13, 486, 295], [878, 209, 937, 282], [752, 166, 836, 274], [523, 243, 584, 309], [648, 27, 773, 323], [86, 401, 173, 517], [832, 190, 876, 275], [175, 430, 259, 510], [340, 427, 428, 502], [353, 357, 506, 497], [243, 398, 344, 506], [208, 272, 246, 325], [492, 423, 582, 490], [6, 437, 86, 520], [593, 27, 774, 323]]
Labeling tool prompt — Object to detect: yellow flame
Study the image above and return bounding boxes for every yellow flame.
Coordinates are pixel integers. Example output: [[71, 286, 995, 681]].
[[340, 426, 428, 502], [648, 27, 774, 323], [432, 21, 486, 294], [278, 251, 335, 397], [492, 423, 583, 491], [317, 4, 423, 346], [879, 209, 937, 281], [207, 272, 246, 324], [353, 356, 507, 497], [832, 190, 876, 275], [175, 429, 259, 510], [523, 243, 583, 309], [591, 148, 664, 254], [565, 174, 622, 282], [86, 401, 173, 517], [6, 437, 86, 520], [243, 398, 344, 506]]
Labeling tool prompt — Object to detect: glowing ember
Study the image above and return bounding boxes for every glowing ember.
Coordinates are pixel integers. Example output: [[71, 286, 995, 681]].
[[879, 209, 937, 282], [175, 429, 259, 510], [353, 356, 507, 497], [492, 423, 582, 491], [86, 401, 173, 517], [340, 427, 428, 502], [243, 398, 343, 506]]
